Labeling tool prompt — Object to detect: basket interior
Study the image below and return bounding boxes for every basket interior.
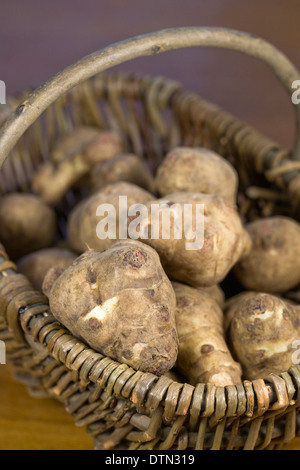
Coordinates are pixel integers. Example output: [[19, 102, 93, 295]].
[[0, 72, 299, 450]]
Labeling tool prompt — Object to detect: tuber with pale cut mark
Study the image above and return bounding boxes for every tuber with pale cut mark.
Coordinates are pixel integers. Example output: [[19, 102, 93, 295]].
[[0, 193, 57, 260], [32, 126, 123, 205], [172, 281, 242, 386], [42, 240, 178, 375], [137, 192, 251, 287], [226, 292, 300, 380], [155, 147, 238, 203], [234, 216, 300, 294], [67, 182, 153, 254]]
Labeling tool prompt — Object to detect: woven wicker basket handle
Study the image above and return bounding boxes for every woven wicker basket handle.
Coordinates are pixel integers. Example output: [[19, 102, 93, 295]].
[[0, 26, 300, 167]]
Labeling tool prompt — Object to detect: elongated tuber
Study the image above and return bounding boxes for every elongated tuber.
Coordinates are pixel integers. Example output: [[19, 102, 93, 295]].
[[155, 147, 238, 203], [172, 281, 242, 386], [42, 240, 178, 375], [234, 216, 300, 293], [32, 126, 123, 204], [67, 182, 153, 253], [226, 292, 300, 380], [0, 193, 57, 260], [137, 192, 251, 287]]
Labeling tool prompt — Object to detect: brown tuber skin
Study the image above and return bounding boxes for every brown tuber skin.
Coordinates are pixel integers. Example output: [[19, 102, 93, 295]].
[[138, 192, 251, 287], [91, 153, 155, 193], [226, 292, 300, 380], [17, 247, 77, 291], [155, 147, 238, 203], [67, 182, 153, 254], [197, 284, 225, 309], [234, 216, 300, 294], [32, 127, 123, 205], [0, 193, 57, 260], [42, 240, 178, 375], [172, 281, 242, 386]]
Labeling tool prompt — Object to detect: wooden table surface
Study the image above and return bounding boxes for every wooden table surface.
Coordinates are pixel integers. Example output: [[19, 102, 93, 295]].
[[0, 362, 299, 450], [1, 0, 300, 451]]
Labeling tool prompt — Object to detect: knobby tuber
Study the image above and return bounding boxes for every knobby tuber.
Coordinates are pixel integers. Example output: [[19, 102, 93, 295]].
[[42, 240, 178, 375], [0, 193, 57, 260], [172, 281, 242, 386], [226, 292, 300, 380], [67, 182, 153, 254], [234, 216, 300, 294], [32, 126, 123, 205], [137, 192, 251, 287], [155, 147, 238, 203]]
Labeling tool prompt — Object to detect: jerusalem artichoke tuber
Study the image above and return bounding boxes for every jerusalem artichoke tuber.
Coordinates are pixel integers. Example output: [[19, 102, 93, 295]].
[[42, 240, 178, 375], [172, 281, 242, 386]]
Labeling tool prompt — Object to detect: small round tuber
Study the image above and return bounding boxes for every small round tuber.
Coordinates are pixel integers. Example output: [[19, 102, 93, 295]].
[[42, 240, 178, 375], [17, 247, 77, 290], [67, 182, 154, 254], [155, 147, 238, 203], [233, 216, 300, 294], [91, 153, 155, 193], [226, 292, 300, 380], [0, 193, 57, 260], [172, 281, 242, 386]]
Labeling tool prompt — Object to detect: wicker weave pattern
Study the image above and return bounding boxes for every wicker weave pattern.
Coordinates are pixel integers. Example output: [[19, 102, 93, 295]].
[[0, 72, 299, 450]]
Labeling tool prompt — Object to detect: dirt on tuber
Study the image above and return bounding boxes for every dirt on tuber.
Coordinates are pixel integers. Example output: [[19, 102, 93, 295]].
[[42, 240, 178, 376], [225, 292, 300, 380], [137, 192, 251, 287]]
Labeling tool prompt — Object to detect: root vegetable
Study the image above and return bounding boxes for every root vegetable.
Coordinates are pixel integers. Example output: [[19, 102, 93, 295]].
[[155, 147, 238, 203], [91, 153, 155, 193], [0, 193, 57, 260], [172, 281, 242, 386], [223, 291, 256, 332], [226, 292, 300, 380], [198, 284, 225, 309], [17, 247, 77, 290], [234, 216, 300, 294], [67, 182, 153, 254], [42, 240, 178, 375], [32, 127, 123, 205], [137, 192, 251, 287]]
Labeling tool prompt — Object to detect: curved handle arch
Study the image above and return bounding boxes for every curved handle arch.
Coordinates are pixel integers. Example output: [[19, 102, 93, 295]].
[[0, 26, 300, 167]]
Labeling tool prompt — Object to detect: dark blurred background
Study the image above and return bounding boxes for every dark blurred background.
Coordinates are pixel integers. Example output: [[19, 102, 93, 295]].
[[1, 0, 300, 150]]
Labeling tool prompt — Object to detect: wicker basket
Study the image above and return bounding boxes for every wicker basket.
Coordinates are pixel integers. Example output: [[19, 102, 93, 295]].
[[0, 27, 300, 450]]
